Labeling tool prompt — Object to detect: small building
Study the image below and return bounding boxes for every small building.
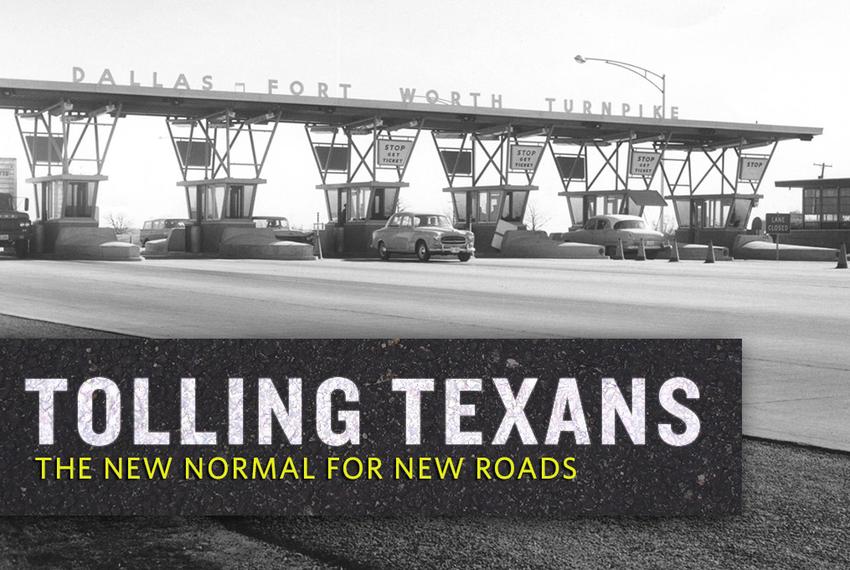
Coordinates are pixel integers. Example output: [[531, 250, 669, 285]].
[[773, 177, 850, 247]]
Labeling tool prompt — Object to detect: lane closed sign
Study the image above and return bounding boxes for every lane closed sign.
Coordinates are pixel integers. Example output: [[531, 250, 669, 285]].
[[765, 213, 791, 234]]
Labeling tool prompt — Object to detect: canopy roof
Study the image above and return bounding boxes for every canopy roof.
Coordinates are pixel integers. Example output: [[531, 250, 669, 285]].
[[0, 78, 822, 149], [775, 178, 850, 189]]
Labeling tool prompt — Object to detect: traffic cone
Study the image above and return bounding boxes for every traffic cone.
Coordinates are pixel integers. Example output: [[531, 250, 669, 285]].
[[613, 238, 625, 260], [704, 241, 716, 264], [837, 243, 848, 269], [668, 240, 680, 262], [635, 239, 647, 261]]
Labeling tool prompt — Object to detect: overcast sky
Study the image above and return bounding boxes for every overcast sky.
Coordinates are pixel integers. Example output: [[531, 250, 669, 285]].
[[0, 0, 846, 230]]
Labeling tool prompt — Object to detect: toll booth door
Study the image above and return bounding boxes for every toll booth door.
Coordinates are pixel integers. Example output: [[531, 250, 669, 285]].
[[228, 185, 244, 218], [583, 195, 597, 221], [338, 191, 349, 226], [692, 199, 707, 228]]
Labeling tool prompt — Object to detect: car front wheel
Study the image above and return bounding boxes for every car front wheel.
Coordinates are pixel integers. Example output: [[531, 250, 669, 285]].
[[458, 252, 471, 262], [416, 241, 431, 262], [378, 241, 390, 261]]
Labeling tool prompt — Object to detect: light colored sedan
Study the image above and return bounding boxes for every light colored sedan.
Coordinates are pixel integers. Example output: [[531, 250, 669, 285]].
[[371, 212, 475, 262], [558, 214, 669, 258]]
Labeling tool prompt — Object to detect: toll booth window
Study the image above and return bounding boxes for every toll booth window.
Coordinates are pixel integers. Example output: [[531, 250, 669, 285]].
[[673, 199, 691, 227], [840, 188, 850, 227], [821, 188, 838, 229], [186, 186, 199, 220], [338, 192, 348, 225], [63, 182, 94, 218], [370, 187, 398, 220], [477, 192, 501, 223], [500, 191, 528, 222], [325, 189, 339, 222], [727, 197, 752, 228], [41, 181, 58, 221], [583, 195, 598, 220], [347, 188, 368, 221], [224, 185, 255, 219], [202, 186, 225, 220], [451, 191, 469, 222], [802, 187, 849, 229], [566, 195, 584, 226], [695, 198, 730, 229]]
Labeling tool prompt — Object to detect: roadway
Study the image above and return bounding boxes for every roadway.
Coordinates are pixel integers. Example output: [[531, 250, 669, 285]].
[[0, 255, 848, 451]]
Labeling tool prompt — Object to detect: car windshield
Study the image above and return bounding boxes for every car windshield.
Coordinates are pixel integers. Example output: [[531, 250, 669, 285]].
[[0, 194, 14, 210], [266, 218, 290, 229], [614, 220, 647, 230], [254, 218, 290, 229], [415, 215, 453, 228]]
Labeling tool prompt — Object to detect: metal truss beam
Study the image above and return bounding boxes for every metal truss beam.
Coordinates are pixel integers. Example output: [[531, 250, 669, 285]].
[[166, 110, 280, 181]]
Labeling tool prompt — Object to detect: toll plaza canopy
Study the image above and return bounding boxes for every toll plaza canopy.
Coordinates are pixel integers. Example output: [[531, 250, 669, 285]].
[[0, 77, 823, 256], [0, 78, 821, 146]]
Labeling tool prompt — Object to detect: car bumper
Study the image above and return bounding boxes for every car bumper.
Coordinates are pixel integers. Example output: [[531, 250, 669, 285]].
[[432, 244, 475, 255], [623, 241, 667, 250], [0, 231, 31, 245]]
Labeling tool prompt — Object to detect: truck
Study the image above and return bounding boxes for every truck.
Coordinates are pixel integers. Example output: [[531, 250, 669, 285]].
[[0, 192, 33, 257]]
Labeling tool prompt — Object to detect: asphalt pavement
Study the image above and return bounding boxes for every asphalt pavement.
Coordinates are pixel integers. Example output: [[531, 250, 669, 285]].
[[0, 255, 847, 452]]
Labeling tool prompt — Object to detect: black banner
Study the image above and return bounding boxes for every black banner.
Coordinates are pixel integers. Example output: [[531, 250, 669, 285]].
[[0, 339, 741, 516]]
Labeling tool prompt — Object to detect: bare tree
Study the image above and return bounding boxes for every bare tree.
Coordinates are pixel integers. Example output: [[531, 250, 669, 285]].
[[106, 212, 131, 235], [524, 199, 551, 231]]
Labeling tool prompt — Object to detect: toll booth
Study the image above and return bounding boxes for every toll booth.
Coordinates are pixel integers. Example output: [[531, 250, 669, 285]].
[[166, 110, 279, 253], [666, 143, 775, 248], [306, 118, 422, 256], [433, 125, 550, 251], [444, 184, 535, 248], [27, 175, 104, 247], [317, 181, 407, 254], [562, 189, 668, 224], [14, 100, 122, 252], [770, 177, 850, 248], [551, 135, 668, 227], [178, 178, 262, 252]]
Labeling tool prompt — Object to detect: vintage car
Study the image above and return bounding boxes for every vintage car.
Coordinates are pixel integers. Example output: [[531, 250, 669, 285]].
[[252, 216, 314, 243], [558, 214, 668, 258], [371, 212, 475, 262], [140, 218, 192, 246]]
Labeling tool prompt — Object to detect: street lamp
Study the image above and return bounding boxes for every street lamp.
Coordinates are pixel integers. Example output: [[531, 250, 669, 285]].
[[574, 54, 666, 115]]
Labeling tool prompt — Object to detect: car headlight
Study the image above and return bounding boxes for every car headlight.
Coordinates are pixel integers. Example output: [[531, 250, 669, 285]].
[[19, 220, 31, 228], [432, 235, 442, 244]]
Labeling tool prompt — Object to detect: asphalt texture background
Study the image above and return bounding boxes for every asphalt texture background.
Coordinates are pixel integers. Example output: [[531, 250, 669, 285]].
[[0, 439, 846, 569]]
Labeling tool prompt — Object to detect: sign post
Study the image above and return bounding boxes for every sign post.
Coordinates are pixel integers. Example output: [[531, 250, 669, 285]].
[[765, 213, 791, 261]]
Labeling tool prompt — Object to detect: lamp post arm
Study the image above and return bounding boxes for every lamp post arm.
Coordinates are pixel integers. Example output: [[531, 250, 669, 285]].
[[579, 56, 666, 112]]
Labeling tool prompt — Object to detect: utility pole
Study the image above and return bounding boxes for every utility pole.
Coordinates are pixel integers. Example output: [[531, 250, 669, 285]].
[[813, 162, 832, 179]]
